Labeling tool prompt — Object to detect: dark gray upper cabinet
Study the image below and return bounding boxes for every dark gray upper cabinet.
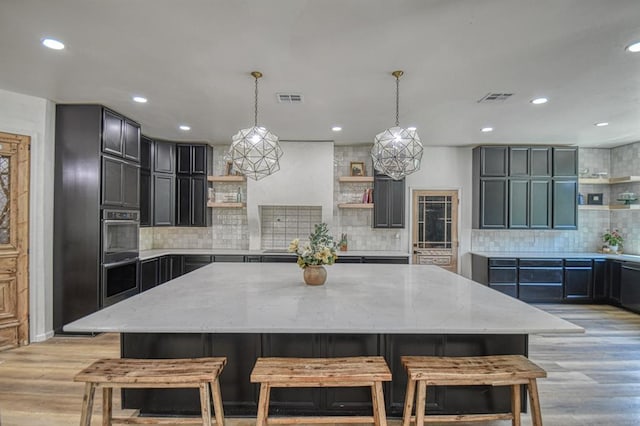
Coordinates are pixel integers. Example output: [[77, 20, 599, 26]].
[[176, 144, 192, 174], [177, 144, 210, 175], [552, 147, 578, 177], [153, 174, 175, 226], [153, 141, 176, 174], [474, 145, 577, 229], [140, 136, 152, 171], [373, 174, 405, 228], [140, 170, 152, 227], [480, 146, 508, 177], [102, 109, 141, 162], [101, 156, 140, 208]]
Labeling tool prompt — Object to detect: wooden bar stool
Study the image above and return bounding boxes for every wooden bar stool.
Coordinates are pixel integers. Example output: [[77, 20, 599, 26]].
[[74, 357, 226, 426], [401, 355, 546, 426], [250, 356, 392, 426]]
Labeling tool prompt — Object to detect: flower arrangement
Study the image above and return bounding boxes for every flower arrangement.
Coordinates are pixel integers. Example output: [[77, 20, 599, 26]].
[[288, 223, 338, 269], [603, 229, 623, 248]]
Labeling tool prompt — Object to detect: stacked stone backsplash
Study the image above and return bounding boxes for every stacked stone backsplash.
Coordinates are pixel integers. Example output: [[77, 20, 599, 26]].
[[472, 143, 640, 254]]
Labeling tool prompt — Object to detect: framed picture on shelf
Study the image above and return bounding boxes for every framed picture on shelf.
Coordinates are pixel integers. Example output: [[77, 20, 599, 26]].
[[350, 161, 365, 176], [587, 193, 603, 205], [224, 160, 234, 176]]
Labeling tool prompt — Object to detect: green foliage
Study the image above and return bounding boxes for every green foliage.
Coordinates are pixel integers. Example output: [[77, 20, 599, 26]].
[[288, 223, 338, 269]]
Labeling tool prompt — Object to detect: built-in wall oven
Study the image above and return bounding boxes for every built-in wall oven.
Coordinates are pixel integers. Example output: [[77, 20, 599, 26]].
[[102, 209, 140, 307]]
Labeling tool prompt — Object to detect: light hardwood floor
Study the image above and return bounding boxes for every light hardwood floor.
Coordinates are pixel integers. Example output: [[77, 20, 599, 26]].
[[0, 304, 639, 425]]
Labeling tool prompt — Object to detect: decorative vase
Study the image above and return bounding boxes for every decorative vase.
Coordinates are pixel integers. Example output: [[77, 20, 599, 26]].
[[609, 245, 619, 254], [303, 265, 327, 286], [340, 244, 348, 252]]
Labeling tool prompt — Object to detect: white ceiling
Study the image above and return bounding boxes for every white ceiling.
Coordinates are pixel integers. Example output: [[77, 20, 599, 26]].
[[1, 0, 640, 147]]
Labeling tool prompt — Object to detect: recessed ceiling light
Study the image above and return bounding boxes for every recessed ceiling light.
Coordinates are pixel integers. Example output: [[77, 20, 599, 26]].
[[530, 97, 548, 105], [132, 96, 147, 103], [179, 125, 191, 131], [42, 38, 65, 50], [331, 126, 342, 132], [481, 127, 494, 132], [626, 41, 640, 53], [595, 122, 609, 127], [407, 127, 417, 131]]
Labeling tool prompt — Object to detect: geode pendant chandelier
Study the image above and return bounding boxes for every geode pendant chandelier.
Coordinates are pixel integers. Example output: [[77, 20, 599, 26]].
[[229, 71, 283, 180], [371, 70, 423, 180]]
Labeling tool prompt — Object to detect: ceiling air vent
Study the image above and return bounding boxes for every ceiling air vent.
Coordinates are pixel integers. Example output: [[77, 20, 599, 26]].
[[277, 93, 303, 103], [477, 93, 514, 103]]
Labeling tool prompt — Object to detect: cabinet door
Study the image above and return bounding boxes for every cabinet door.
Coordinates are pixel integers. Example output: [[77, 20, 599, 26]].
[[508, 179, 529, 228], [609, 261, 622, 303], [530, 179, 551, 229], [140, 136, 152, 171], [154, 141, 175, 174], [553, 147, 578, 177], [176, 145, 192, 175], [530, 147, 551, 177], [183, 255, 212, 273], [140, 259, 159, 292], [153, 174, 174, 226], [552, 180, 577, 229], [191, 176, 207, 226], [593, 259, 607, 300], [480, 146, 508, 177], [564, 266, 593, 300], [509, 147, 529, 176], [102, 109, 123, 157], [389, 178, 405, 228], [140, 170, 152, 226], [122, 162, 140, 208], [176, 176, 191, 226], [480, 179, 507, 229], [373, 177, 391, 228], [102, 156, 123, 206], [123, 120, 140, 162], [620, 264, 640, 313], [192, 145, 207, 174]]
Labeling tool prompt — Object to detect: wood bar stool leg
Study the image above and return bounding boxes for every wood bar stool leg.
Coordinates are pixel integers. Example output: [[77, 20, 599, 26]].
[[210, 378, 225, 426], [255, 383, 270, 426], [528, 379, 543, 426], [402, 378, 416, 426], [102, 387, 112, 426], [414, 381, 427, 426], [371, 384, 380, 426], [511, 384, 521, 426], [199, 383, 213, 426], [373, 381, 388, 426], [79, 382, 96, 426]]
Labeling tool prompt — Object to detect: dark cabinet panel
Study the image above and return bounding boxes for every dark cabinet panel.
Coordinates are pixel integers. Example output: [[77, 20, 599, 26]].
[[620, 264, 640, 314], [519, 283, 563, 302], [362, 256, 409, 264], [176, 176, 207, 227], [552, 180, 577, 229], [509, 147, 529, 176], [102, 156, 123, 206], [183, 255, 213, 273], [373, 175, 405, 228], [530, 179, 551, 229], [159, 255, 183, 284], [593, 259, 607, 300], [564, 263, 593, 300], [552, 147, 578, 177], [192, 145, 207, 174], [480, 146, 508, 177], [609, 261, 622, 303], [140, 170, 151, 227], [140, 258, 159, 292], [102, 109, 123, 157], [140, 136, 152, 171], [530, 147, 551, 177], [261, 255, 297, 263], [480, 179, 507, 229], [153, 141, 175, 174], [213, 255, 245, 263], [153, 174, 174, 226], [508, 179, 529, 228], [123, 120, 140, 162], [122, 162, 140, 208], [176, 145, 192, 175], [176, 176, 191, 227]]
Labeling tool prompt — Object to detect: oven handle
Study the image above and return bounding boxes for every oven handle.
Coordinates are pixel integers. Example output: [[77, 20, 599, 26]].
[[103, 219, 140, 225], [103, 258, 139, 268]]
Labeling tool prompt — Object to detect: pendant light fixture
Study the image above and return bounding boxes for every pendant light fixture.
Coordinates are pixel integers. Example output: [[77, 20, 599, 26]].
[[229, 71, 283, 180], [371, 70, 423, 180]]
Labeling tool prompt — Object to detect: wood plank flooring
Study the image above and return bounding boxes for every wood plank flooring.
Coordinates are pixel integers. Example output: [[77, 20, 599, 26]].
[[0, 304, 639, 425]]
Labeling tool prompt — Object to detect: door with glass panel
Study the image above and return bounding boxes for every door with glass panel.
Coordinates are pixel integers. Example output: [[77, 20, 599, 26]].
[[0, 132, 30, 351], [412, 190, 459, 273]]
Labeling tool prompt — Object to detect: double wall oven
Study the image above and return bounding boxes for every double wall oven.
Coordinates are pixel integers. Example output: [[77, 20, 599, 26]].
[[102, 209, 140, 306]]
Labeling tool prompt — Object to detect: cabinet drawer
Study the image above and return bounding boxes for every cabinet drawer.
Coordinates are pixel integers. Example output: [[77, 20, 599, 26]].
[[564, 259, 592, 267], [489, 268, 517, 283], [519, 283, 563, 302], [519, 259, 563, 267], [489, 258, 517, 267], [183, 255, 212, 263], [335, 256, 363, 264], [213, 255, 245, 263], [519, 267, 563, 283], [489, 284, 517, 298]]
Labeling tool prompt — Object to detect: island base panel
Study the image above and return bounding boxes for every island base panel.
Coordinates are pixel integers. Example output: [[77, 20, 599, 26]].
[[122, 333, 528, 417]]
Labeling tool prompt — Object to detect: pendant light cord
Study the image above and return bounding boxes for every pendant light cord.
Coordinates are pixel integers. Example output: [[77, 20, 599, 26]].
[[254, 75, 259, 127], [395, 74, 400, 127]]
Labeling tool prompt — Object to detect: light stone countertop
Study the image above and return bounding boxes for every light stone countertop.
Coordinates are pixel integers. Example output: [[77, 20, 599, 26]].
[[470, 251, 640, 262], [64, 263, 582, 335], [139, 249, 410, 261]]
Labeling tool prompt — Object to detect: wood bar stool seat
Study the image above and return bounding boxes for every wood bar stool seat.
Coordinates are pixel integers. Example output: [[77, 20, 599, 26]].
[[74, 357, 226, 426], [401, 355, 546, 426], [250, 356, 392, 426]]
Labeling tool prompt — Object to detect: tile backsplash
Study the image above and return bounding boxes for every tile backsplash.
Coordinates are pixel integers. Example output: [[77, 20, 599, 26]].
[[260, 206, 322, 249]]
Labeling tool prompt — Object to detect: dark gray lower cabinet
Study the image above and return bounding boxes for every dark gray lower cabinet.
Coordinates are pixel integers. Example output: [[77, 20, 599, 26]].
[[183, 255, 212, 273], [552, 180, 577, 229], [564, 260, 592, 300], [592, 259, 607, 300], [488, 258, 518, 298], [140, 258, 159, 292], [620, 263, 640, 314], [159, 255, 182, 284]]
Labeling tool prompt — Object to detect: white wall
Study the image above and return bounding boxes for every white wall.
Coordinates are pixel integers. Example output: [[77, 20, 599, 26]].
[[405, 146, 474, 277], [247, 141, 334, 250], [0, 88, 55, 341]]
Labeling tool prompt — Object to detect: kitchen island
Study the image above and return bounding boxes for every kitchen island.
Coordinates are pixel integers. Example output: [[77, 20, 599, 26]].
[[65, 263, 581, 417]]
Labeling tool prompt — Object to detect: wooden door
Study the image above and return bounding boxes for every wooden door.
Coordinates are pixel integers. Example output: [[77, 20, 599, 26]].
[[0, 132, 30, 350], [412, 190, 458, 273]]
